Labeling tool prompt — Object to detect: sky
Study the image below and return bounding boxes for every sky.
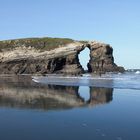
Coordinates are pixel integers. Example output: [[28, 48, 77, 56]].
[[0, 0, 140, 69]]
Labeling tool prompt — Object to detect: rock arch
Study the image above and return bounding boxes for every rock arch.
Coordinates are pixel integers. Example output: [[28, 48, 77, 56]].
[[77, 42, 124, 74], [78, 46, 90, 72], [0, 39, 125, 75]]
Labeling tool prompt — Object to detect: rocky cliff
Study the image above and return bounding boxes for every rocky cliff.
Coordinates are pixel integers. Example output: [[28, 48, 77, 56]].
[[87, 42, 124, 73], [0, 37, 124, 75]]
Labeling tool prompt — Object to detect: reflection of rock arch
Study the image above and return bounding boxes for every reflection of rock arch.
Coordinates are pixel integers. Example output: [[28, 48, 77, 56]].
[[77, 86, 90, 102], [77, 86, 113, 105], [87, 87, 113, 105], [0, 75, 113, 110]]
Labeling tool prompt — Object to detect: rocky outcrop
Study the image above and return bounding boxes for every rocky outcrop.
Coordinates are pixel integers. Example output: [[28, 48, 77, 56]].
[[0, 37, 124, 75], [0, 42, 84, 74], [87, 42, 125, 73]]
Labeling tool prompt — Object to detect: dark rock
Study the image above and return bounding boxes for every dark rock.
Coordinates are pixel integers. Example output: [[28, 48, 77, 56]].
[[87, 42, 125, 73], [0, 38, 125, 75]]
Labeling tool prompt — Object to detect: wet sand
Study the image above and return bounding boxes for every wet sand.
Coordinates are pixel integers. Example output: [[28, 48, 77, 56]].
[[0, 75, 140, 140]]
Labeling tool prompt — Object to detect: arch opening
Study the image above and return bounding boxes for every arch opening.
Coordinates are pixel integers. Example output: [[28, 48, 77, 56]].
[[78, 47, 90, 72], [78, 86, 90, 102]]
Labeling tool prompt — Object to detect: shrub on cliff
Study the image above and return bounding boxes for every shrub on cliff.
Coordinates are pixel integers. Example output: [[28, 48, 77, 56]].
[[0, 37, 74, 51]]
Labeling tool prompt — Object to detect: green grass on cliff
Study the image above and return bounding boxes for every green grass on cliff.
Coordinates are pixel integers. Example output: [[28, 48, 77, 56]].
[[0, 37, 75, 51]]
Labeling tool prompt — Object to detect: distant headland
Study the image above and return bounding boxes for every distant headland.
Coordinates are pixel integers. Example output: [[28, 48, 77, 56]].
[[0, 37, 124, 75]]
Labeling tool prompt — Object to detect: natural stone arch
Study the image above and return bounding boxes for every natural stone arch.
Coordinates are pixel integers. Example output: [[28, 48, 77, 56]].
[[0, 38, 124, 75], [77, 42, 124, 74], [78, 46, 91, 72]]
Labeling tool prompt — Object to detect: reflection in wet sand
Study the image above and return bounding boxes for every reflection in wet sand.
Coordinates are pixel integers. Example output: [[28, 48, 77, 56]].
[[0, 75, 113, 110]]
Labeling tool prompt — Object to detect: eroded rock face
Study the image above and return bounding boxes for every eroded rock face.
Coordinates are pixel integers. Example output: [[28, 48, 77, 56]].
[[0, 42, 85, 74], [0, 39, 124, 75], [87, 42, 125, 73]]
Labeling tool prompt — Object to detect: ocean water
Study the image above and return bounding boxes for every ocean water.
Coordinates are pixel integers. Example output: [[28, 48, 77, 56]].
[[32, 71, 140, 90], [0, 73, 140, 140]]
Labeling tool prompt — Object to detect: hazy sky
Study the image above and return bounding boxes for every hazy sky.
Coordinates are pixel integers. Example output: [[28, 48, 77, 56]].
[[0, 0, 140, 69]]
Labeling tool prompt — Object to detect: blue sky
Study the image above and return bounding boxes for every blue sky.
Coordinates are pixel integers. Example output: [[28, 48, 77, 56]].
[[0, 0, 140, 69]]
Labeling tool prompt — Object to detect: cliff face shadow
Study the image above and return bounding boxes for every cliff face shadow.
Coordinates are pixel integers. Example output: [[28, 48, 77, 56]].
[[0, 75, 113, 111]]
